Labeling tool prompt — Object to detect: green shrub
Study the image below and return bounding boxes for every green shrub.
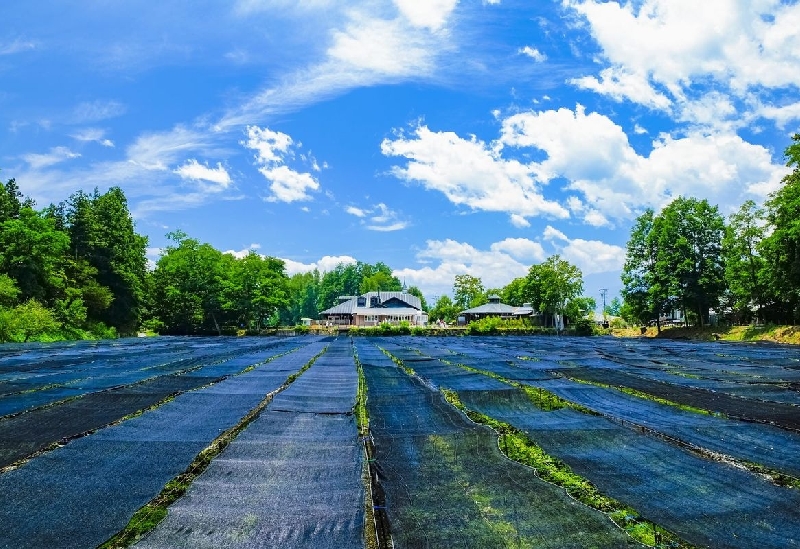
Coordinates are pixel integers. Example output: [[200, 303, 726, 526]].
[[572, 317, 596, 336]]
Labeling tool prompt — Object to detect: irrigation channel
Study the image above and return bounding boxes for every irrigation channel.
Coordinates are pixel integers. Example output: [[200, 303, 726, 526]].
[[0, 335, 799, 548]]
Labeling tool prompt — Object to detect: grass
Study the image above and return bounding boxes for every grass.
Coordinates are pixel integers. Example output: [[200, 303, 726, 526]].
[[98, 345, 328, 549], [440, 388, 694, 549], [612, 324, 800, 345]]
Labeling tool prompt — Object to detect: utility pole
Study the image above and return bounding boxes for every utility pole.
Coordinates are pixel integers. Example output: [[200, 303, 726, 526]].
[[600, 288, 608, 326]]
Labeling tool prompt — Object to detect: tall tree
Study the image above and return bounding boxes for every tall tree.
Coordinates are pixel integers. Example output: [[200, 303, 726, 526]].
[[64, 188, 148, 334], [653, 198, 725, 325], [223, 251, 288, 330], [501, 277, 528, 306], [525, 255, 583, 329], [722, 200, 766, 323], [622, 209, 661, 328], [150, 232, 228, 334], [429, 295, 459, 323], [453, 274, 485, 310], [761, 133, 800, 323]]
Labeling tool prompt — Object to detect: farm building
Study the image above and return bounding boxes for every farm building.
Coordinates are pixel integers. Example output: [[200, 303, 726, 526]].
[[320, 291, 428, 327], [458, 295, 535, 324]]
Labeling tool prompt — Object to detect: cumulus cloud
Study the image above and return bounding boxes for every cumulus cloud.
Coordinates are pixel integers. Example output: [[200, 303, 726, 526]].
[[346, 205, 369, 217], [282, 254, 358, 275], [381, 124, 569, 225], [174, 159, 232, 188], [566, 0, 800, 127], [500, 105, 788, 218], [223, 243, 262, 259], [243, 125, 320, 203], [22, 147, 81, 169], [543, 226, 625, 275], [393, 229, 622, 296]]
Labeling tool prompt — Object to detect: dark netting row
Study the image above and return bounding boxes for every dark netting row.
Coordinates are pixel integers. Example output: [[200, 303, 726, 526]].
[[380, 342, 800, 548], [0, 340, 326, 549], [457, 336, 800, 421], [413, 338, 800, 478], [0, 337, 301, 415], [458, 388, 800, 549], [362, 354, 635, 549], [566, 365, 800, 430], [269, 339, 357, 414], [0, 341, 310, 467], [135, 339, 364, 549], [525, 377, 800, 478]]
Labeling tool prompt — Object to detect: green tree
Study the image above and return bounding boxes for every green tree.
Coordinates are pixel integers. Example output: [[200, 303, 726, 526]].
[[500, 277, 528, 306], [63, 188, 148, 334], [406, 286, 428, 311], [0, 207, 70, 304], [0, 274, 20, 307], [8, 300, 61, 342], [605, 296, 622, 317], [429, 295, 459, 324], [525, 255, 583, 330], [761, 133, 800, 323], [621, 209, 665, 329], [150, 232, 228, 334], [653, 197, 725, 325], [453, 274, 485, 310], [722, 200, 766, 323], [223, 251, 288, 330]]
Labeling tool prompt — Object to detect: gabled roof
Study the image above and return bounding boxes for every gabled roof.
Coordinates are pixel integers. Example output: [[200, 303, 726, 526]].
[[320, 291, 422, 316], [460, 301, 535, 316]]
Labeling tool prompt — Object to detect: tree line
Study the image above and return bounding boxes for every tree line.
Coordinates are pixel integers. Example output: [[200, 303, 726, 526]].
[[2, 133, 797, 341], [621, 134, 800, 329]]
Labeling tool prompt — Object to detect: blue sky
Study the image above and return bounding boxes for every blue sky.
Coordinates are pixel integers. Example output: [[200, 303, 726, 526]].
[[2, 0, 799, 304]]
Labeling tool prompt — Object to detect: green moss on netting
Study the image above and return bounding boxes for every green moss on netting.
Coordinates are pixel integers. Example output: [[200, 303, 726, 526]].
[[440, 388, 695, 549]]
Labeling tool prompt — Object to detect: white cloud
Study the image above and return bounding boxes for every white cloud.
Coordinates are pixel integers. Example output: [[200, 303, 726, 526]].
[[393, 0, 458, 31], [566, 0, 800, 126], [500, 105, 788, 219], [328, 14, 435, 77], [571, 67, 671, 110], [490, 238, 546, 262], [243, 125, 321, 203], [0, 39, 36, 55], [260, 165, 319, 203], [22, 147, 81, 169], [71, 128, 115, 147], [758, 101, 800, 129], [381, 124, 569, 225], [243, 126, 293, 164], [282, 254, 358, 275], [174, 159, 232, 188], [509, 214, 530, 228], [346, 205, 369, 217], [223, 244, 262, 259], [543, 226, 625, 275], [519, 46, 547, 62], [346, 202, 409, 231], [633, 124, 648, 135], [394, 229, 623, 297]]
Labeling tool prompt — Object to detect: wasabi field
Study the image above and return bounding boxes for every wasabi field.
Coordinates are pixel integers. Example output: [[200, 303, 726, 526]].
[[1, 335, 799, 549]]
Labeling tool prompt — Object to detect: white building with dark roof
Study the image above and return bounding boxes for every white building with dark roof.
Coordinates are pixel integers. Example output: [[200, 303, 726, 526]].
[[320, 291, 428, 327]]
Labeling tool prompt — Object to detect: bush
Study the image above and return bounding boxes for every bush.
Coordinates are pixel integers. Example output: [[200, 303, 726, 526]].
[[294, 324, 310, 335], [572, 317, 596, 336]]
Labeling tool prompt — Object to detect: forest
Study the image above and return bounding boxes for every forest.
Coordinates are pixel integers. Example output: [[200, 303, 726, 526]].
[[0, 133, 798, 342]]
